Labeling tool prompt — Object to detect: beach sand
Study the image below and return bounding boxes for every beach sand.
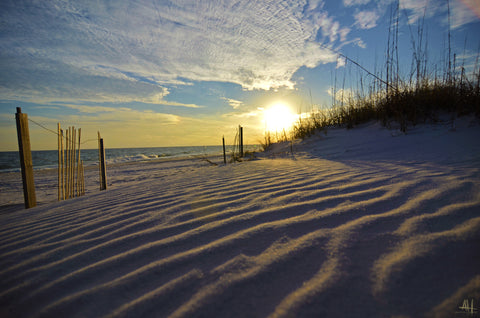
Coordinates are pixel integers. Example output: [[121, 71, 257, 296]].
[[1, 118, 479, 317]]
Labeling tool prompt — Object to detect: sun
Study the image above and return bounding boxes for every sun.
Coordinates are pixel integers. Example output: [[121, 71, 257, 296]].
[[263, 102, 298, 133]]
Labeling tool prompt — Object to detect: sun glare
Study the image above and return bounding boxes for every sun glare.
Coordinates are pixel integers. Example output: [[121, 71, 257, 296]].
[[263, 102, 298, 133]]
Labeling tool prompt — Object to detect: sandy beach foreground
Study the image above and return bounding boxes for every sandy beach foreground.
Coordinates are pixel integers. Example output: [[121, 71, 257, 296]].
[[1, 119, 479, 317]]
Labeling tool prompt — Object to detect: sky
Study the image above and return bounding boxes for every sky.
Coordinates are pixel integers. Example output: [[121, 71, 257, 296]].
[[1, 0, 479, 151]]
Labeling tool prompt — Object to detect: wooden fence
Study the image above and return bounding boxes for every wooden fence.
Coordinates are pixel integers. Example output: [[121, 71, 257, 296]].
[[57, 124, 85, 200], [14, 108, 108, 208]]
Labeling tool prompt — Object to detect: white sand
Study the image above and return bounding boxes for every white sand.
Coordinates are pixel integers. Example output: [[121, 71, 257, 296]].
[[1, 117, 479, 317]]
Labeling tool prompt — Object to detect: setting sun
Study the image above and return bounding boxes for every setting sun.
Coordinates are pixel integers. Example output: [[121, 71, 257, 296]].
[[263, 102, 298, 133]]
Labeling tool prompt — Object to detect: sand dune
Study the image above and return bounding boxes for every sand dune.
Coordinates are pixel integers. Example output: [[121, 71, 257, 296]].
[[1, 119, 479, 317]]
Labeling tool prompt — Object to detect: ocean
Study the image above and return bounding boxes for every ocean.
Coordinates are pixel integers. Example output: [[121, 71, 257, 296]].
[[0, 145, 261, 172]]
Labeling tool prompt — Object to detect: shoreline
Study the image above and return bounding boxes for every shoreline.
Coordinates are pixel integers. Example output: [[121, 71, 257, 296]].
[[0, 144, 262, 173]]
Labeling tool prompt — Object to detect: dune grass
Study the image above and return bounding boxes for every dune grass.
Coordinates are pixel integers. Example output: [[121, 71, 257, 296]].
[[290, 75, 480, 141]]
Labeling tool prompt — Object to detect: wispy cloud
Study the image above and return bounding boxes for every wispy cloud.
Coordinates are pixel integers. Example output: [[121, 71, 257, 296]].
[[460, 0, 480, 21], [61, 104, 130, 113], [0, 0, 352, 102], [314, 12, 351, 43], [449, 0, 480, 29], [31, 104, 181, 125], [327, 87, 356, 103], [144, 93, 204, 108], [354, 10, 380, 29], [399, 0, 479, 29], [0, 56, 170, 104], [222, 98, 244, 109], [336, 56, 347, 68], [399, 0, 437, 25], [345, 0, 478, 32], [343, 0, 372, 7]]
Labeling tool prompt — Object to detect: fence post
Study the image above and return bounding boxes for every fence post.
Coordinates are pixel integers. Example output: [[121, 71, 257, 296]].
[[239, 126, 244, 158], [15, 107, 36, 209], [222, 136, 227, 164], [80, 160, 85, 195], [98, 134, 107, 190]]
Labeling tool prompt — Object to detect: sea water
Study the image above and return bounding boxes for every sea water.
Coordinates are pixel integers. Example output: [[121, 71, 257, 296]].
[[0, 145, 261, 172]]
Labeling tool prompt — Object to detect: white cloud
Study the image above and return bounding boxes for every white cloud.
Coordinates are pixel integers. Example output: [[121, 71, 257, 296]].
[[354, 38, 367, 49], [314, 12, 351, 43], [59, 107, 181, 125], [34, 103, 181, 125], [354, 10, 380, 29], [449, 0, 479, 29], [143, 93, 204, 108], [222, 98, 244, 109], [0, 0, 352, 98], [0, 56, 202, 107], [61, 104, 130, 113], [327, 87, 356, 103], [400, 0, 434, 24], [306, 0, 325, 11], [400, 0, 479, 28], [336, 56, 347, 69], [343, 0, 371, 7], [226, 109, 261, 119], [339, 28, 351, 42]]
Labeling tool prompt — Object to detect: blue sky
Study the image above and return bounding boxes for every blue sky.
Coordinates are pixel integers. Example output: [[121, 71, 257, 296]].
[[1, 0, 479, 150]]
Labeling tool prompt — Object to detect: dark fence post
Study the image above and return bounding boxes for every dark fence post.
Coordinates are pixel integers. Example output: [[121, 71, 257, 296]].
[[99, 136, 107, 190], [15, 107, 36, 209], [222, 136, 227, 164], [239, 126, 244, 158]]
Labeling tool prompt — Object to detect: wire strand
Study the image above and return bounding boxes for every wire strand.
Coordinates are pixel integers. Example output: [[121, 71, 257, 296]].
[[27, 118, 97, 145], [318, 43, 398, 92], [28, 118, 58, 136]]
